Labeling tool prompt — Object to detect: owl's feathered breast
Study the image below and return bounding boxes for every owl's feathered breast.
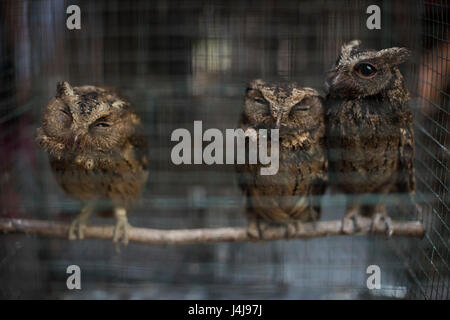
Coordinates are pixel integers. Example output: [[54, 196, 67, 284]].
[[236, 127, 327, 222], [50, 137, 148, 208], [37, 83, 149, 208], [326, 96, 407, 193]]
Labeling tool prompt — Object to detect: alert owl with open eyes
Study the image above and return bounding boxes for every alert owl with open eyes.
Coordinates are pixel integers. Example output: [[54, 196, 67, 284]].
[[236, 80, 327, 239], [325, 40, 418, 236], [36, 82, 148, 244]]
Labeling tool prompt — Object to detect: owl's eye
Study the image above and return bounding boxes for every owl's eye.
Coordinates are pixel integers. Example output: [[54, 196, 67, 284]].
[[58, 108, 72, 125], [60, 108, 71, 118], [292, 103, 310, 112], [355, 63, 377, 78], [253, 97, 268, 105], [92, 116, 111, 128], [95, 122, 110, 128], [252, 96, 270, 115], [291, 98, 312, 114]]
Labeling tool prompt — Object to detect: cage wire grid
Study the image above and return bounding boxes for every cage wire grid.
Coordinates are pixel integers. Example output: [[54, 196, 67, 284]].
[[0, 0, 448, 299]]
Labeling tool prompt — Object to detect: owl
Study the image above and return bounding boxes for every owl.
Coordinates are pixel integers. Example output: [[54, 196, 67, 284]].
[[325, 40, 417, 237], [36, 82, 149, 244], [237, 80, 327, 239]]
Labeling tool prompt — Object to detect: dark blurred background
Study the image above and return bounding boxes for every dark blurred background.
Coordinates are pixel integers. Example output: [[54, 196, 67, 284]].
[[0, 0, 448, 299]]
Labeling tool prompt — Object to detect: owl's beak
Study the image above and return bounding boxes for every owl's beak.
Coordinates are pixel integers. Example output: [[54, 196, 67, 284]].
[[275, 117, 281, 129], [72, 134, 80, 151], [325, 70, 339, 94], [274, 110, 286, 129]]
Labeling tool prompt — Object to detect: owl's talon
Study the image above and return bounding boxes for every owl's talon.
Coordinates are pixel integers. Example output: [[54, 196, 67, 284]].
[[285, 221, 304, 238], [341, 217, 353, 234], [113, 220, 130, 245], [341, 211, 362, 234], [385, 216, 394, 238], [285, 222, 297, 238], [113, 208, 130, 245], [68, 226, 77, 240], [246, 219, 274, 240], [309, 208, 320, 230], [68, 215, 89, 240], [371, 213, 394, 238], [247, 219, 261, 239]]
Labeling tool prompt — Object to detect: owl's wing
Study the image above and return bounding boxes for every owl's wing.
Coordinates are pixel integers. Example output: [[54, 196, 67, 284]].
[[235, 139, 251, 192], [235, 163, 247, 192], [310, 152, 328, 220], [235, 114, 257, 196], [398, 110, 416, 194], [129, 133, 149, 171]]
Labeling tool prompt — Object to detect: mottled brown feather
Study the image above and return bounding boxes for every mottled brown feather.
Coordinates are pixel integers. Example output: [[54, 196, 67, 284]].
[[325, 40, 416, 221], [236, 80, 327, 224], [36, 82, 148, 214]]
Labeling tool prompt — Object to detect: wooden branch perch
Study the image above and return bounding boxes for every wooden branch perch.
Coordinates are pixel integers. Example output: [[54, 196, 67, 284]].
[[0, 218, 424, 245]]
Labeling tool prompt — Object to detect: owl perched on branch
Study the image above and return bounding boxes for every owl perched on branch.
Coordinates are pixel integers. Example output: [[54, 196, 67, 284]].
[[237, 80, 327, 239], [325, 40, 418, 237], [36, 82, 148, 244]]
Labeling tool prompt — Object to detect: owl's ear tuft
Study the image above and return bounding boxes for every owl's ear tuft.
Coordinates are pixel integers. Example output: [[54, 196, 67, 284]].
[[343, 39, 362, 49], [56, 81, 74, 97], [377, 47, 410, 66], [247, 79, 265, 90], [340, 40, 362, 61]]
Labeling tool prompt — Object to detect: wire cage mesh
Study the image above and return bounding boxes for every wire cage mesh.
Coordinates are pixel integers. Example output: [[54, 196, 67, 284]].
[[0, 0, 448, 299]]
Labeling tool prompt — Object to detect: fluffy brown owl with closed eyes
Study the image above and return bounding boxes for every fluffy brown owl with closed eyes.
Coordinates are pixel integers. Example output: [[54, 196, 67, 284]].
[[36, 82, 148, 244], [237, 80, 327, 239], [325, 40, 418, 237]]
